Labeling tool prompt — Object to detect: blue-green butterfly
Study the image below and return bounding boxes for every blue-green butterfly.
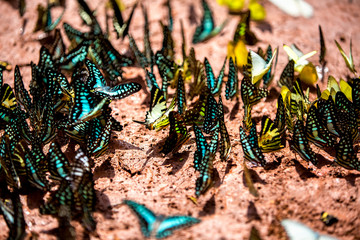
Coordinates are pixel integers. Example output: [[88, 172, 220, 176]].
[[239, 121, 266, 167], [123, 200, 200, 239], [192, 0, 227, 44], [205, 57, 227, 95], [290, 119, 318, 166]]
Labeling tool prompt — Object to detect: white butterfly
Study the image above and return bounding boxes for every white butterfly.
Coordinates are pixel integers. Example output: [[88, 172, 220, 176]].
[[281, 219, 339, 240], [269, 0, 314, 18], [250, 48, 278, 84], [283, 44, 317, 72]]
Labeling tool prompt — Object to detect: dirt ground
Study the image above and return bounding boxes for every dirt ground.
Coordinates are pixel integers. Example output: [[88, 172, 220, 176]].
[[0, 0, 360, 239]]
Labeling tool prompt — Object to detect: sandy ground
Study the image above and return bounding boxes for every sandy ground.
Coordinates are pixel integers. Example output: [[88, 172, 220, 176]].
[[0, 0, 360, 239]]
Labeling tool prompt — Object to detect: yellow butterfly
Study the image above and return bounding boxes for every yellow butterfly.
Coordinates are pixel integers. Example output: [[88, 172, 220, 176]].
[[335, 39, 356, 74]]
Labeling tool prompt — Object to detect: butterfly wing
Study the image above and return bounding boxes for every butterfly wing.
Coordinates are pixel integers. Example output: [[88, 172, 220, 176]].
[[123, 200, 157, 237], [192, 0, 215, 43], [156, 215, 200, 239]]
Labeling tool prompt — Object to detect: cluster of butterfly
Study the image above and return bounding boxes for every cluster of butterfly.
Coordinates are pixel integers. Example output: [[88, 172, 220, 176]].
[[239, 27, 360, 173], [0, 0, 147, 237]]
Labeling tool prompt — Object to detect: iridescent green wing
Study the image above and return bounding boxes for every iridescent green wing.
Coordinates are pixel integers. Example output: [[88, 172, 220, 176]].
[[176, 73, 186, 114], [258, 116, 285, 153], [58, 40, 90, 70], [205, 57, 227, 95], [195, 124, 218, 197], [47, 142, 71, 181], [123, 200, 156, 237], [145, 69, 160, 91], [226, 57, 239, 100], [192, 0, 214, 44], [156, 215, 200, 239], [290, 119, 317, 166], [63, 22, 86, 44], [193, 124, 207, 171], [85, 59, 106, 89], [239, 123, 266, 167], [160, 111, 190, 155], [203, 94, 219, 134], [218, 96, 231, 161], [39, 180, 73, 216], [155, 51, 177, 99], [88, 117, 113, 157], [263, 45, 278, 87], [93, 82, 141, 100], [278, 60, 295, 89], [317, 96, 340, 137], [305, 105, 336, 148], [335, 134, 360, 171], [335, 91, 358, 142]]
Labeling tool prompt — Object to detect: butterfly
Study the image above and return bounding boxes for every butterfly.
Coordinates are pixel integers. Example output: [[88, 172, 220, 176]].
[[319, 26, 326, 66], [182, 90, 208, 126], [218, 96, 231, 161], [273, 95, 286, 135], [334, 91, 358, 142], [110, 0, 138, 39], [281, 219, 338, 240], [263, 45, 279, 87], [233, 10, 258, 45], [133, 87, 175, 130], [320, 212, 338, 226], [305, 105, 336, 148], [123, 200, 200, 239], [129, 35, 149, 70], [258, 116, 285, 153], [205, 57, 227, 95], [335, 39, 356, 74], [203, 94, 219, 134], [188, 48, 206, 100], [33, 2, 64, 32], [335, 133, 360, 171], [283, 44, 317, 73], [57, 40, 91, 70], [226, 57, 239, 100], [195, 124, 219, 197], [290, 119, 318, 166], [0, 190, 27, 240], [239, 121, 266, 167], [278, 60, 295, 89], [240, 77, 268, 107], [93, 82, 141, 100], [247, 49, 278, 85], [176, 73, 186, 114], [160, 111, 190, 155], [1, 84, 17, 111], [87, 117, 113, 157], [268, 0, 314, 18], [159, 23, 175, 62], [47, 142, 71, 181], [317, 96, 340, 137], [192, 0, 227, 43]]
